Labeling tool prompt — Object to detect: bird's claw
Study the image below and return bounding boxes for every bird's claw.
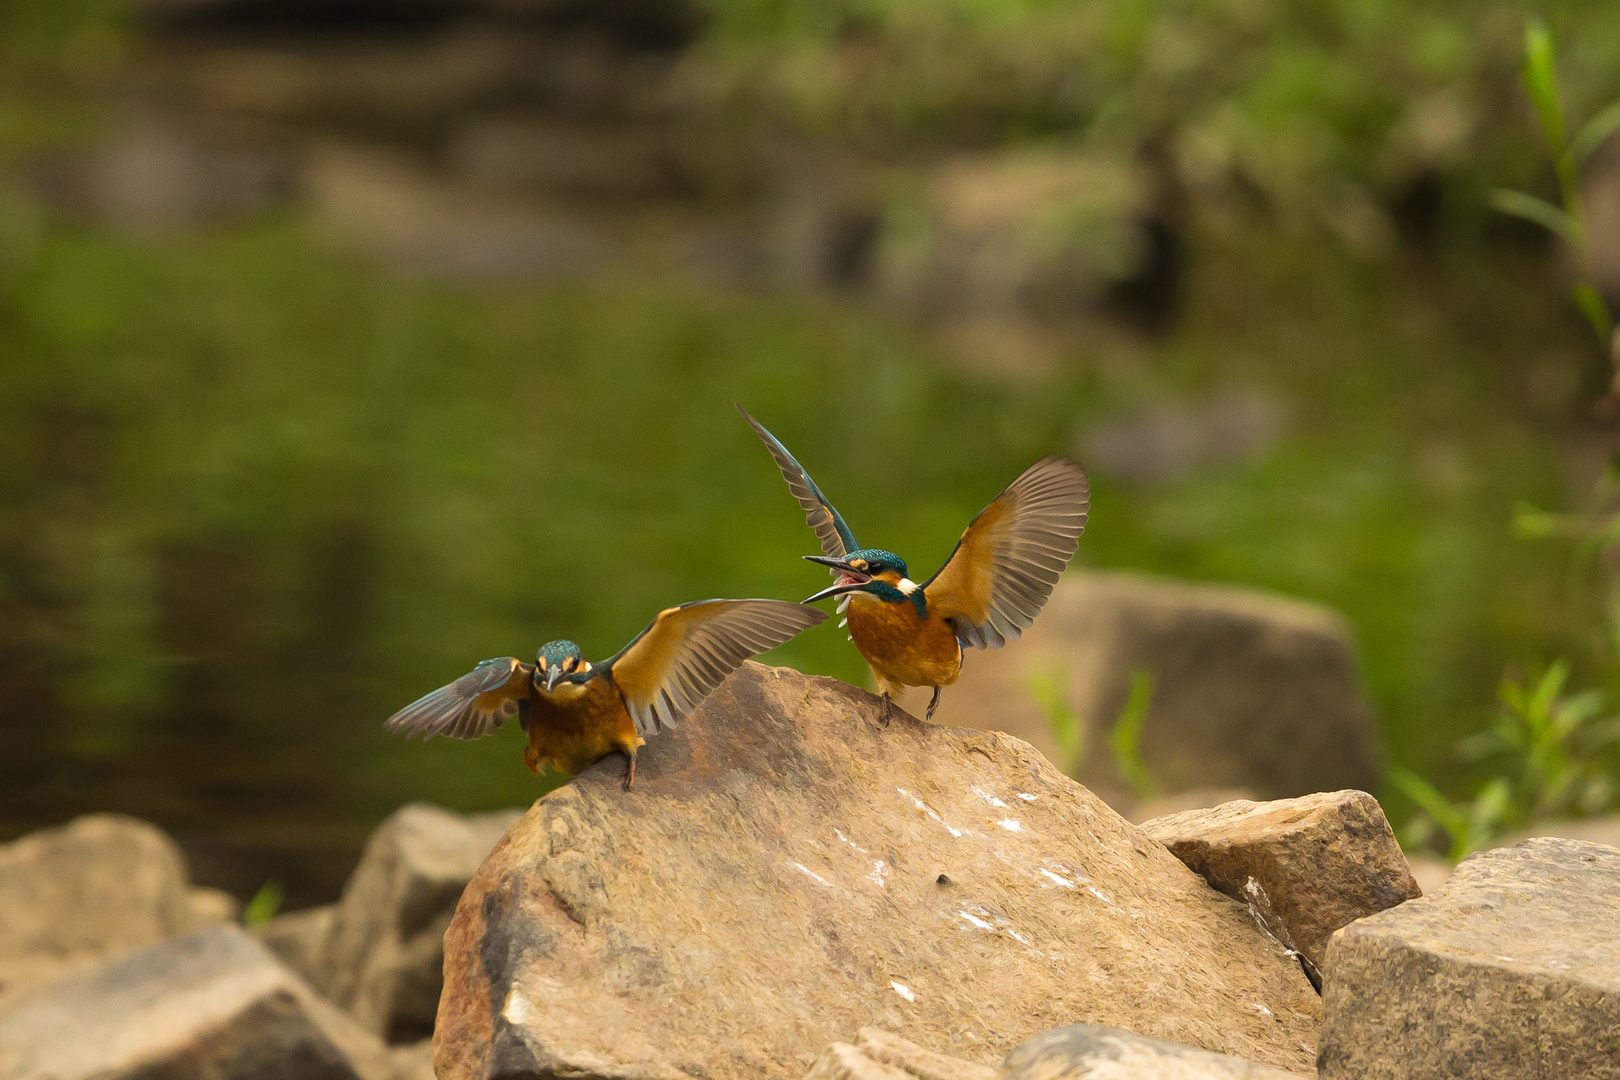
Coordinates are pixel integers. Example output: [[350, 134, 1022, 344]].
[[621, 753, 637, 791], [925, 685, 942, 721]]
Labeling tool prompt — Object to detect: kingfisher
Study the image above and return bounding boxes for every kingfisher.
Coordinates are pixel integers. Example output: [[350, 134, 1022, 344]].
[[739, 405, 1089, 723], [383, 598, 825, 789]]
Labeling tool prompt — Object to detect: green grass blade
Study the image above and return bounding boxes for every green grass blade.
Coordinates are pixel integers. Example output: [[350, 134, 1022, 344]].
[[243, 879, 286, 928], [1108, 668, 1157, 800], [1489, 189, 1576, 244], [1572, 283, 1615, 343], [1574, 99, 1620, 163], [1523, 19, 1566, 153]]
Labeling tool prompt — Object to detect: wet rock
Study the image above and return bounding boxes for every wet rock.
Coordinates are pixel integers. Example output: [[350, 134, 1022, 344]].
[[0, 814, 195, 965], [804, 1028, 996, 1080], [435, 662, 1319, 1080], [0, 924, 393, 1080], [1141, 791, 1420, 974], [319, 803, 521, 1042], [449, 119, 675, 198], [1080, 389, 1288, 485], [307, 144, 609, 279], [1319, 838, 1620, 1079], [253, 904, 336, 987], [1003, 1024, 1308, 1079], [896, 570, 1381, 812]]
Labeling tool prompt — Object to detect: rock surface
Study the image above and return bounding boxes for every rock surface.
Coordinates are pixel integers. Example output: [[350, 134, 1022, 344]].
[[0, 814, 233, 1009], [254, 903, 337, 988], [435, 661, 1319, 1080], [1140, 790, 1420, 974], [1003, 1025, 1308, 1079], [319, 803, 522, 1042], [893, 571, 1380, 810], [803, 1028, 996, 1080], [1319, 838, 1620, 1079], [0, 924, 395, 1080]]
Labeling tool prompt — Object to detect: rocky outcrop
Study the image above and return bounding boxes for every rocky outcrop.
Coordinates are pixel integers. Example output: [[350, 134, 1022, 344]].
[[0, 924, 396, 1080], [1003, 1025, 1308, 1079], [435, 661, 1320, 1080], [1140, 790, 1420, 975], [803, 1028, 997, 1080], [1318, 838, 1620, 1078], [894, 571, 1380, 811], [317, 803, 521, 1042], [0, 815, 235, 1011]]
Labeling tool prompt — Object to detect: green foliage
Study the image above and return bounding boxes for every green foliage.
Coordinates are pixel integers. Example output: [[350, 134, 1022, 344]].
[[692, 0, 1620, 253], [1108, 669, 1157, 801], [1490, 18, 1617, 345], [1028, 665, 1082, 775], [242, 879, 285, 928], [1395, 662, 1620, 860]]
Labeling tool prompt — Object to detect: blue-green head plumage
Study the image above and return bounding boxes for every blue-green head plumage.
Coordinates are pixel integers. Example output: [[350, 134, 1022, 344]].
[[536, 640, 588, 691], [845, 549, 909, 579]]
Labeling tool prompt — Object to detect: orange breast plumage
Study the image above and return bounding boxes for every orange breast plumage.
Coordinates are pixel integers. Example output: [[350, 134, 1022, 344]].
[[846, 594, 962, 692]]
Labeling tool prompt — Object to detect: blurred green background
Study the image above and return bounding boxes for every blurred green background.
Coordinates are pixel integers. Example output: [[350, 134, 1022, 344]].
[[3, 0, 1618, 904]]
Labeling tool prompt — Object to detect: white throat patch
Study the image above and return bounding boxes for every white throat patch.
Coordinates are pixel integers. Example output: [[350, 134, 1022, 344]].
[[897, 578, 919, 595]]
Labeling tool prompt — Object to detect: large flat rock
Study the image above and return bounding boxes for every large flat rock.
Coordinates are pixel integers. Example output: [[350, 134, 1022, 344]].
[[895, 571, 1380, 809], [0, 925, 394, 1080], [1319, 837, 1620, 1078], [436, 662, 1320, 1080], [1141, 791, 1420, 974]]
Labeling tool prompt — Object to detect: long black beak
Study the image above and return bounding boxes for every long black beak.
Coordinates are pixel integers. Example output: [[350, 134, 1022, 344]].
[[801, 554, 870, 604], [544, 666, 562, 692]]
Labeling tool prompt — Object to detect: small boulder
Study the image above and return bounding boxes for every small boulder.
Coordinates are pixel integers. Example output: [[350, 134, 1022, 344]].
[[435, 662, 1320, 1080], [895, 571, 1381, 811], [253, 904, 336, 987], [1140, 791, 1420, 975], [0, 924, 392, 1080], [1319, 838, 1620, 1079], [0, 814, 195, 964], [804, 1028, 996, 1080], [318, 804, 522, 1042], [1003, 1025, 1309, 1079]]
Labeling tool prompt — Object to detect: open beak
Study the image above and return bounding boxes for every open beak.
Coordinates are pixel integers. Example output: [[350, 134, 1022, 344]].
[[544, 666, 562, 692], [802, 554, 872, 604]]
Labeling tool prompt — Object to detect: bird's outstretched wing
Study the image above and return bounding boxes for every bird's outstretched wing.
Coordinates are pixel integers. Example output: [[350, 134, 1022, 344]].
[[924, 456, 1090, 650], [606, 599, 827, 738], [738, 404, 859, 558], [384, 657, 533, 741]]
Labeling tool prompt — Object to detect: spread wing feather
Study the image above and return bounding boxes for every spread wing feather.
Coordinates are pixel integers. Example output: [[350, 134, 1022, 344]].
[[383, 657, 533, 741], [738, 404, 859, 558], [924, 456, 1090, 650], [606, 599, 827, 738]]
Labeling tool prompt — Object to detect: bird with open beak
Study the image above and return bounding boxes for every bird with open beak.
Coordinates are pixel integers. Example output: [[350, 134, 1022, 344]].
[[740, 404, 1089, 724], [383, 598, 825, 789]]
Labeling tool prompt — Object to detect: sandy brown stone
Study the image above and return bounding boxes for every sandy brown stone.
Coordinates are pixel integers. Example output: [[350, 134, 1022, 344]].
[[1003, 1024, 1308, 1079], [0, 815, 195, 965], [894, 571, 1380, 810], [803, 1029, 997, 1080], [435, 662, 1319, 1080], [1319, 838, 1620, 1079], [319, 804, 522, 1042], [1140, 790, 1420, 973], [0, 925, 395, 1080]]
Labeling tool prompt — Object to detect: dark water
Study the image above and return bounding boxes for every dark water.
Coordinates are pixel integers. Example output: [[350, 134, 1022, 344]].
[[0, 221, 1586, 906]]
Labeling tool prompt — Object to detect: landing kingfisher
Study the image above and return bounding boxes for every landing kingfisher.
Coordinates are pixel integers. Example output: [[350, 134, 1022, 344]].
[[740, 405, 1089, 723], [383, 598, 825, 789]]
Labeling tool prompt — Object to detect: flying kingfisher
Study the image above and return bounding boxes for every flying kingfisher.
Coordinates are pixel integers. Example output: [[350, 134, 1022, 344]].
[[740, 405, 1089, 723], [383, 598, 825, 789]]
